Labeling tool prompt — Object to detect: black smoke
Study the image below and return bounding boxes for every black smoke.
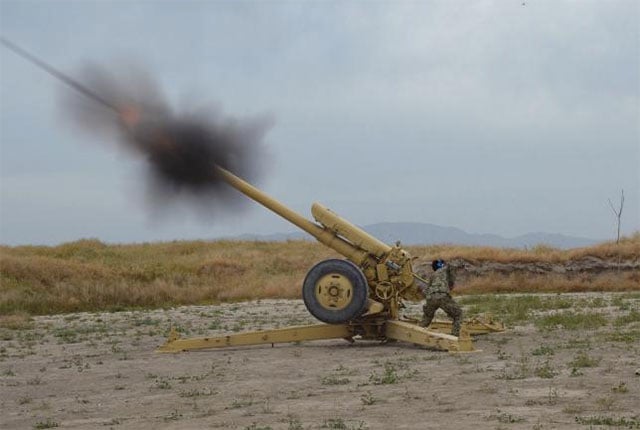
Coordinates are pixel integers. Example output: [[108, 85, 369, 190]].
[[62, 62, 272, 215]]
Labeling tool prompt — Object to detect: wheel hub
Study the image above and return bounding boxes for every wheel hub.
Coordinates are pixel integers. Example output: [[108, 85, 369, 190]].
[[315, 273, 353, 310]]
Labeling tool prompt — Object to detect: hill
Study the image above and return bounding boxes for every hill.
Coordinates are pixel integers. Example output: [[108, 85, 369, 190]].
[[232, 221, 599, 249]]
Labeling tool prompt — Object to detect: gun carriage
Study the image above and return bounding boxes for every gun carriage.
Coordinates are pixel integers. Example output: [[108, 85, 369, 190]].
[[158, 166, 504, 353]]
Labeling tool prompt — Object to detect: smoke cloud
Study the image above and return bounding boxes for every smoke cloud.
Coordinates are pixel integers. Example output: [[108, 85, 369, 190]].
[[62, 62, 272, 215]]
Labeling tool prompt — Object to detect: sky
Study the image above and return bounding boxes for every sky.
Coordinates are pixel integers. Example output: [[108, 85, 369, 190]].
[[0, 0, 638, 246]]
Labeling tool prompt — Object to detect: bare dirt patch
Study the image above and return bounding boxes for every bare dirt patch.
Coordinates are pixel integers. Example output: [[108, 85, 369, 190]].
[[1, 294, 639, 429]]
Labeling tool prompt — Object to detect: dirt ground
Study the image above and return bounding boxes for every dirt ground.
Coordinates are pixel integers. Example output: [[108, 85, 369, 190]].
[[1, 294, 639, 430]]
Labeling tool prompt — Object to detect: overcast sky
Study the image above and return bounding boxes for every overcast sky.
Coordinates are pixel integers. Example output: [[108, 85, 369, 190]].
[[1, 0, 638, 246]]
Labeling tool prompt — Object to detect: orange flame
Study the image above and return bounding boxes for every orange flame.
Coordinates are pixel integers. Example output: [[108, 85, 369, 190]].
[[119, 105, 141, 128]]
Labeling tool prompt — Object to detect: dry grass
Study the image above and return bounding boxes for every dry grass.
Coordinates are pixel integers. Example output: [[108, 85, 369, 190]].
[[0, 311, 32, 329], [457, 272, 639, 295], [0, 239, 337, 315], [408, 231, 640, 263], [1, 234, 638, 316]]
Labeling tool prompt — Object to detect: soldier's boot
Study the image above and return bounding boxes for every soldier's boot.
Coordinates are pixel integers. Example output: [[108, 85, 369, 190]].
[[442, 297, 463, 337], [420, 304, 428, 327], [421, 303, 436, 328], [451, 317, 461, 337]]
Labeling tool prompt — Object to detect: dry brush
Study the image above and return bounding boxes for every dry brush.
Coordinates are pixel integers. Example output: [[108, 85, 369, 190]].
[[1, 233, 638, 316]]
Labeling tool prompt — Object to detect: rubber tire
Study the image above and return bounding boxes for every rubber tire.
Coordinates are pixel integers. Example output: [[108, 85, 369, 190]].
[[302, 259, 369, 324]]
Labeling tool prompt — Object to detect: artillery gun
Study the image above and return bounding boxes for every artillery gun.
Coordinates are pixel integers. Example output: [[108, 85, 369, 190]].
[[0, 38, 503, 353], [158, 166, 504, 353]]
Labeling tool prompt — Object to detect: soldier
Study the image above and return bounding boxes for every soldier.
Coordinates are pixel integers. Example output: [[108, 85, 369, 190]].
[[420, 259, 463, 336]]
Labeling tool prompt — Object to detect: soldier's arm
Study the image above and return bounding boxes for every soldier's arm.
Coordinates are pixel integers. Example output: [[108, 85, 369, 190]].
[[419, 278, 430, 295], [447, 266, 456, 289], [419, 273, 432, 295]]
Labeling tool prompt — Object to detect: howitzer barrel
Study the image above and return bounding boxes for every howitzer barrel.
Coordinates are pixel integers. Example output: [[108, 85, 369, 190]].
[[311, 203, 391, 258], [214, 166, 375, 267]]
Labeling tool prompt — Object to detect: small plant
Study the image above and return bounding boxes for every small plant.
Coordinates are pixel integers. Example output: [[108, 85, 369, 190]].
[[333, 364, 357, 376], [207, 319, 222, 330], [604, 330, 640, 343], [321, 375, 350, 385], [562, 404, 584, 414], [27, 376, 43, 385], [531, 345, 554, 356], [595, 395, 617, 411], [229, 397, 254, 409], [534, 360, 558, 379], [368, 362, 401, 385], [478, 383, 498, 394], [320, 418, 370, 429], [611, 295, 629, 310], [568, 351, 600, 368], [516, 353, 530, 377], [496, 353, 530, 380], [569, 367, 584, 377], [321, 364, 357, 385], [244, 424, 273, 430], [154, 378, 172, 389], [360, 391, 377, 406], [163, 409, 182, 422], [611, 382, 629, 393], [261, 398, 273, 414], [34, 418, 59, 429], [614, 310, 640, 327], [402, 385, 421, 401], [286, 415, 304, 430], [53, 328, 79, 343], [563, 338, 592, 349], [496, 348, 510, 360], [547, 387, 559, 405], [321, 418, 348, 429], [179, 388, 215, 397], [133, 316, 160, 327], [575, 415, 640, 427], [495, 411, 525, 423]]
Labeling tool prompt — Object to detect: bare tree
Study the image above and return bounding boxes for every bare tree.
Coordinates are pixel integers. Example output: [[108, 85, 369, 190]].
[[608, 189, 625, 244]]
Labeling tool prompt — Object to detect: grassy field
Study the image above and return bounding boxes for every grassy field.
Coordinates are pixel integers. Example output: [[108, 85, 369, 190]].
[[0, 233, 638, 317]]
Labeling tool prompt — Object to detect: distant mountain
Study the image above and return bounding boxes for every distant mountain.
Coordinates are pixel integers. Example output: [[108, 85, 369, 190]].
[[229, 222, 599, 249]]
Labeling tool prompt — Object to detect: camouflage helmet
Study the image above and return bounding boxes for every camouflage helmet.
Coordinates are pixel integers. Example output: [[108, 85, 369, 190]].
[[431, 259, 446, 271]]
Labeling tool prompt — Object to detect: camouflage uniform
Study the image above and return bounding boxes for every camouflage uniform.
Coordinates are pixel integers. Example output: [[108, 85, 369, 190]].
[[421, 265, 463, 336]]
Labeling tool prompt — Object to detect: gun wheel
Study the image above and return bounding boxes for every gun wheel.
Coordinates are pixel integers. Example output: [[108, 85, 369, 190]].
[[302, 259, 369, 324]]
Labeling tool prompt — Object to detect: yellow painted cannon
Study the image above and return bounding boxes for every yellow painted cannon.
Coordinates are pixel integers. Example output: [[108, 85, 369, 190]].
[[158, 167, 504, 353]]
